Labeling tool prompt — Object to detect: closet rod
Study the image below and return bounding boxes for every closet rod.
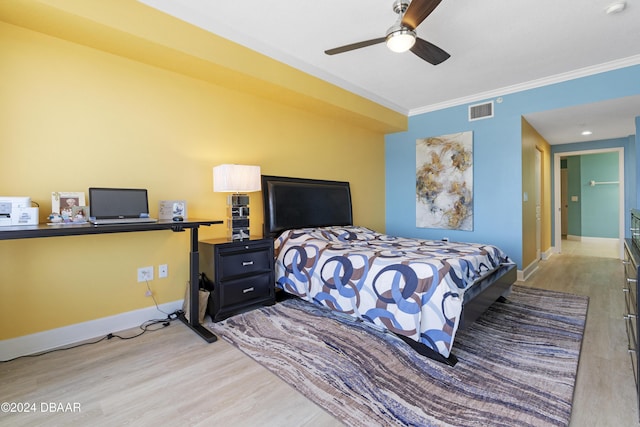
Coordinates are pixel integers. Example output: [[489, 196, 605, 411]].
[[589, 180, 619, 186]]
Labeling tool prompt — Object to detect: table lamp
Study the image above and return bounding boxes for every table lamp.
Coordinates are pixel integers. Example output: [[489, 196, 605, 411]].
[[213, 164, 261, 241]]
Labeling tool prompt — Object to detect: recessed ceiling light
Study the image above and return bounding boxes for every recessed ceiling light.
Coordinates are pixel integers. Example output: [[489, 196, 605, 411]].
[[581, 130, 593, 136], [605, 1, 626, 14]]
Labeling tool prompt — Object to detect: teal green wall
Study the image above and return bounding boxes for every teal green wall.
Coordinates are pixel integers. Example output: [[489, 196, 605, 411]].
[[552, 136, 634, 239], [564, 152, 619, 238], [581, 152, 619, 237]]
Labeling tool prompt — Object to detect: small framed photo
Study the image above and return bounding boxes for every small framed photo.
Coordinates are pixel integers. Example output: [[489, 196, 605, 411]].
[[159, 200, 187, 220], [52, 192, 86, 217], [72, 206, 90, 221]]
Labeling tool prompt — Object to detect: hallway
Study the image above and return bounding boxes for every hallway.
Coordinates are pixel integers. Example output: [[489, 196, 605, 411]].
[[560, 237, 620, 259]]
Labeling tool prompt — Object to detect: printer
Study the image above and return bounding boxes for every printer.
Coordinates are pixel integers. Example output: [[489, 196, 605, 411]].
[[0, 196, 39, 226]]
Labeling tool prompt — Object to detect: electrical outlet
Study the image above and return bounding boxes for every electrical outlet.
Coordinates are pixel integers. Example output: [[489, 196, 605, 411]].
[[158, 264, 168, 278], [137, 266, 153, 282]]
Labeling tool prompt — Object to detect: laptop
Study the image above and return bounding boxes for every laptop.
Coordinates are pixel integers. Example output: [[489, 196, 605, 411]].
[[89, 188, 157, 225]]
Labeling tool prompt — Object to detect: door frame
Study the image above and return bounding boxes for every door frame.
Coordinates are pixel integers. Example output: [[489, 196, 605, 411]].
[[553, 147, 624, 258], [535, 147, 542, 260], [561, 168, 569, 236]]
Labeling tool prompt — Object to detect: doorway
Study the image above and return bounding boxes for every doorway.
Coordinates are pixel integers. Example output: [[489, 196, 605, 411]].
[[553, 148, 624, 259]]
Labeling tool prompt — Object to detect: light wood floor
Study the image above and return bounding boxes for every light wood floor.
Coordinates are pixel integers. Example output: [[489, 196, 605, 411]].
[[523, 250, 638, 426], [1, 247, 637, 426], [560, 237, 620, 259]]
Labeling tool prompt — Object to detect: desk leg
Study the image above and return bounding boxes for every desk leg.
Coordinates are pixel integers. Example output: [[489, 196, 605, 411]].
[[178, 226, 217, 343]]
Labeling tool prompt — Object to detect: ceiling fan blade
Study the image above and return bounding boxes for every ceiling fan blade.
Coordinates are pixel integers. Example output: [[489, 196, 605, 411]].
[[325, 37, 386, 55], [410, 38, 450, 65], [402, 0, 443, 30]]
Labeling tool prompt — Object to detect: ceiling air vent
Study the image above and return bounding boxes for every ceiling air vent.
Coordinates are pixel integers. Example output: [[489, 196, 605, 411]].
[[468, 101, 494, 121]]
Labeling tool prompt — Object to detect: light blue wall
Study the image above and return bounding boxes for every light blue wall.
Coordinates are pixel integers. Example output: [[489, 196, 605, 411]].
[[385, 65, 640, 268]]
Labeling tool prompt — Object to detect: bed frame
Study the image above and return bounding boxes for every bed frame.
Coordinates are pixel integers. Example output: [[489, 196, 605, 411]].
[[261, 175, 516, 365]]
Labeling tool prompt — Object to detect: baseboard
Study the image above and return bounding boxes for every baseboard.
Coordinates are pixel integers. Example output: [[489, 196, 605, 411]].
[[580, 236, 619, 244], [517, 259, 539, 282], [541, 247, 555, 260], [0, 300, 184, 362], [566, 235, 618, 244]]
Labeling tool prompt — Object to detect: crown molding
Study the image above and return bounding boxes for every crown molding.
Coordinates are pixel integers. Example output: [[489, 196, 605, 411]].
[[409, 55, 640, 117]]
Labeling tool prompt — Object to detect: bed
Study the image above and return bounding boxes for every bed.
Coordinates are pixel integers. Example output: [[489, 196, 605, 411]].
[[261, 175, 516, 365]]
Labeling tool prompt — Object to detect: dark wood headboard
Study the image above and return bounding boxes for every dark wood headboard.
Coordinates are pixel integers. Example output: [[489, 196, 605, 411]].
[[261, 175, 353, 238]]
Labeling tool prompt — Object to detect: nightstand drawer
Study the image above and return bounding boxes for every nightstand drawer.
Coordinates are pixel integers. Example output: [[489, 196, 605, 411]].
[[218, 248, 271, 279], [199, 237, 276, 322], [219, 272, 273, 308]]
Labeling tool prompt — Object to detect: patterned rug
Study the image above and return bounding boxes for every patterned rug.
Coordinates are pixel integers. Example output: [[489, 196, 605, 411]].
[[208, 285, 588, 427]]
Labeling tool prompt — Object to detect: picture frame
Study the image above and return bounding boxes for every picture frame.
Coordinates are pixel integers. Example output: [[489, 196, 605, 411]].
[[71, 205, 90, 221], [158, 200, 187, 220], [52, 192, 86, 217]]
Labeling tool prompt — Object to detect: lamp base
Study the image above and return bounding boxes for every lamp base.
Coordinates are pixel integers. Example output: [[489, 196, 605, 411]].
[[227, 193, 251, 241], [229, 229, 250, 241]]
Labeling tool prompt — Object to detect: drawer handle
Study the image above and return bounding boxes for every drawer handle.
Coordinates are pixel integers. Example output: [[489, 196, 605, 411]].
[[243, 287, 255, 294], [625, 314, 637, 320], [627, 278, 637, 284], [242, 261, 254, 266], [629, 348, 637, 354], [622, 260, 631, 265], [624, 287, 630, 293]]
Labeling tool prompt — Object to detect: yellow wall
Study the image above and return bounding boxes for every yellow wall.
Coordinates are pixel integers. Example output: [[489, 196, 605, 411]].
[[0, 6, 402, 340], [521, 118, 552, 270]]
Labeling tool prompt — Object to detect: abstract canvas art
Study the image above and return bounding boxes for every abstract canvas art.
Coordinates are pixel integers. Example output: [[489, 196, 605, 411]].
[[416, 131, 473, 230]]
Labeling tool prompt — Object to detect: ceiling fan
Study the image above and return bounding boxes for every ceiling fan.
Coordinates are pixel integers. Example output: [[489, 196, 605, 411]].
[[325, 0, 450, 65]]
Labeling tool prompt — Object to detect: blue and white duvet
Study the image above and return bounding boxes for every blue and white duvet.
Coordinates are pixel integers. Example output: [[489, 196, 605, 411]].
[[274, 226, 512, 358]]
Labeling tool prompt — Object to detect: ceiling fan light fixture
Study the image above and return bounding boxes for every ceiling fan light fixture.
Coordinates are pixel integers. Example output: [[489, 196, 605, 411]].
[[386, 28, 416, 53]]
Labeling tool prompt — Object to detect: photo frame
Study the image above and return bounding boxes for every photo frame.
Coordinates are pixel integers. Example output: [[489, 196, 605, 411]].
[[158, 200, 187, 220], [71, 205, 90, 221], [52, 192, 86, 217]]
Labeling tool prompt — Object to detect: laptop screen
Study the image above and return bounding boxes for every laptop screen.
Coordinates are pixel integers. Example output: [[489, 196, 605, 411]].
[[89, 188, 150, 219]]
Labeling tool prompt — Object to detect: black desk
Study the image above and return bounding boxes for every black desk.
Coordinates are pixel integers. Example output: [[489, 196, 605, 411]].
[[0, 219, 223, 343]]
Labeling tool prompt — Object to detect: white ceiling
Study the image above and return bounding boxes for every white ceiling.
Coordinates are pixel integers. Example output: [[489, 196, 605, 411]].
[[139, 0, 640, 144], [525, 94, 640, 145]]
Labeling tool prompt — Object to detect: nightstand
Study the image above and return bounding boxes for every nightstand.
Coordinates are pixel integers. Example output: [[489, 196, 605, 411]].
[[199, 237, 275, 322]]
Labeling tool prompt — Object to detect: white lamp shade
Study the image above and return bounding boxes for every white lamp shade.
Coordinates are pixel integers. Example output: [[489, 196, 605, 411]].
[[213, 164, 261, 193]]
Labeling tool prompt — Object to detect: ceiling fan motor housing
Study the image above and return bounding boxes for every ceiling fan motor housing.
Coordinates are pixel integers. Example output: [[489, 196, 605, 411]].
[[387, 0, 416, 52], [392, 0, 411, 15]]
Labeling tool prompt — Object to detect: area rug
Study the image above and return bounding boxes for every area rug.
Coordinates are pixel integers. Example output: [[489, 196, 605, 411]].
[[208, 285, 588, 427]]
